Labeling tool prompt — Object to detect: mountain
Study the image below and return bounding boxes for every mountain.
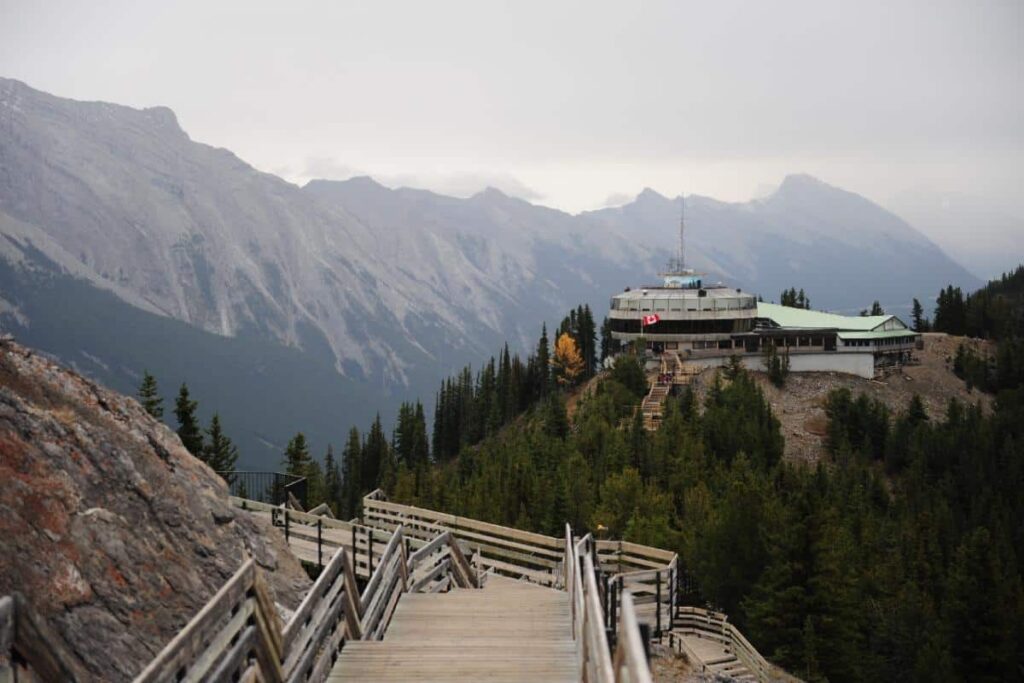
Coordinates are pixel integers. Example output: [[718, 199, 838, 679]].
[[584, 175, 983, 315], [0, 77, 982, 467], [0, 338, 309, 681]]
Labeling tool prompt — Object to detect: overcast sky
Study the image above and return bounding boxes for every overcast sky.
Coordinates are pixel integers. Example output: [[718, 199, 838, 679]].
[[1, 0, 1021, 276]]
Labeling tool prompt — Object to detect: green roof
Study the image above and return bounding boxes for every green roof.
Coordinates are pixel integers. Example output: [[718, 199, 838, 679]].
[[757, 302, 901, 331], [837, 330, 918, 340]]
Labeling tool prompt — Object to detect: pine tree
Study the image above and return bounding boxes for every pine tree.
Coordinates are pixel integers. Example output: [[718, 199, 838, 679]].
[[341, 427, 362, 518], [394, 402, 415, 467], [870, 300, 885, 316], [323, 445, 342, 515], [535, 323, 551, 397], [283, 432, 312, 477], [411, 402, 430, 467], [203, 414, 238, 482], [174, 383, 204, 457], [599, 316, 615, 363], [911, 298, 928, 332], [362, 415, 388, 489], [305, 459, 326, 509], [137, 371, 164, 419]]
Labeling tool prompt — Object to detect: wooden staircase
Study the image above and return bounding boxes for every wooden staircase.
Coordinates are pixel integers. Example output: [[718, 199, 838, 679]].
[[642, 353, 702, 430], [329, 576, 577, 682], [641, 381, 671, 430], [3, 490, 778, 683], [667, 606, 774, 681]]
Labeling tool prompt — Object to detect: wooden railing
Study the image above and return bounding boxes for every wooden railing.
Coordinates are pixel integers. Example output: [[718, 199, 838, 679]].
[[564, 525, 653, 683], [362, 492, 563, 586], [0, 593, 90, 682], [133, 557, 285, 683], [231, 496, 421, 578], [358, 493, 774, 681], [281, 547, 362, 682], [671, 606, 773, 681], [592, 538, 678, 642], [127, 520, 482, 683], [5, 489, 771, 682]]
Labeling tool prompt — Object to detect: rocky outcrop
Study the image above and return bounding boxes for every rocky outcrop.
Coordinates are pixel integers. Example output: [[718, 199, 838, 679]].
[[0, 339, 310, 681]]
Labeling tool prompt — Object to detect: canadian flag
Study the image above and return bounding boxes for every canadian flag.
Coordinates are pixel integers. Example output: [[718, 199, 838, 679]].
[[641, 314, 660, 326]]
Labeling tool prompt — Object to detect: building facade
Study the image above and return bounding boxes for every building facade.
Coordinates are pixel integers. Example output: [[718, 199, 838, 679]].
[[608, 276, 918, 378]]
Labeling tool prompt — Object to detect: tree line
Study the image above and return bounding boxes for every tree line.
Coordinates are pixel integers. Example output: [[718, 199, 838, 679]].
[[286, 310, 596, 519], [935, 264, 1024, 394], [136, 373, 238, 479]]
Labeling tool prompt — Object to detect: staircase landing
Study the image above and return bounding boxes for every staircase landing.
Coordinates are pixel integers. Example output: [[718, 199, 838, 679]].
[[328, 575, 578, 682]]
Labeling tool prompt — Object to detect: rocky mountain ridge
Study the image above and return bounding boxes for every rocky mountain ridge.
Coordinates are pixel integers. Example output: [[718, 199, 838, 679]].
[[0, 76, 983, 465], [0, 337, 310, 681]]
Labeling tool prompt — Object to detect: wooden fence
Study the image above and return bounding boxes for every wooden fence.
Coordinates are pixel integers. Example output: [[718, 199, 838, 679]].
[[564, 526, 653, 683], [0, 593, 90, 682], [131, 523, 478, 683], [3, 489, 773, 682], [670, 606, 774, 681], [362, 493, 563, 586]]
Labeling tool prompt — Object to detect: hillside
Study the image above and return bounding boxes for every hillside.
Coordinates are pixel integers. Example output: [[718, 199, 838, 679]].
[[0, 338, 310, 681], [696, 333, 995, 463]]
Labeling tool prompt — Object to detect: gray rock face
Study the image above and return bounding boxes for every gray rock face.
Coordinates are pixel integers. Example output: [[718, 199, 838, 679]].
[[0, 339, 310, 681], [0, 77, 981, 365]]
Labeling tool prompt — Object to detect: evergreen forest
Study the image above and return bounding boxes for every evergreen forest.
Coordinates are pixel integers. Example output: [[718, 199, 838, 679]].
[[147, 272, 1024, 682]]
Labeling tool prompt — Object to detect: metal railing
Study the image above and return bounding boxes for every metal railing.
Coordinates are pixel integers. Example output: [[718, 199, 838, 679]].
[[218, 471, 308, 508]]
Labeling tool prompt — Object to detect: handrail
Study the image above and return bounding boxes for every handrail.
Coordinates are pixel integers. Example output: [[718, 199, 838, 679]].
[[6, 490, 774, 683], [129, 522, 482, 683], [132, 558, 284, 683], [673, 606, 774, 681], [281, 546, 362, 682], [359, 526, 409, 640], [612, 592, 654, 683], [0, 593, 90, 682], [579, 552, 614, 682], [562, 524, 655, 683]]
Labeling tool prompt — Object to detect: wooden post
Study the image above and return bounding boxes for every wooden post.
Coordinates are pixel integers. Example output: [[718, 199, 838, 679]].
[[655, 570, 662, 640], [317, 519, 323, 569], [284, 509, 290, 543], [609, 580, 618, 645], [668, 566, 675, 632], [603, 574, 610, 627], [368, 530, 374, 575]]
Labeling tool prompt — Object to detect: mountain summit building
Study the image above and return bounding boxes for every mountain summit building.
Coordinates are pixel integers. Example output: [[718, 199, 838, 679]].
[[607, 204, 918, 378]]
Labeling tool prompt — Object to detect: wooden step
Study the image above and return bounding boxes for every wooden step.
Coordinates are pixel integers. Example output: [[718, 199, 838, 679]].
[[330, 575, 578, 682]]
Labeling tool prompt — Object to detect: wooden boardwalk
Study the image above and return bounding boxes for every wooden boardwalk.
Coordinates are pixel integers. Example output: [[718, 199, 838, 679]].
[[328, 576, 579, 682], [670, 632, 756, 680]]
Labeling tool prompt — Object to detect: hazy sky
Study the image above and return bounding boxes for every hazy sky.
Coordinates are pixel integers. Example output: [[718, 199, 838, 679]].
[[1, 0, 1021, 276]]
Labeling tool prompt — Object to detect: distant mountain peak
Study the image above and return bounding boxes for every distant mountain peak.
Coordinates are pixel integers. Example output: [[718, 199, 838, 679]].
[[141, 105, 182, 132], [472, 186, 509, 200], [636, 187, 671, 203], [778, 173, 827, 189], [306, 175, 385, 192]]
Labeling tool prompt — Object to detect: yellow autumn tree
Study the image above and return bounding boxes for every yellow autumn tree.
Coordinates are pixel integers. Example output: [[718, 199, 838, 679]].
[[552, 332, 585, 387]]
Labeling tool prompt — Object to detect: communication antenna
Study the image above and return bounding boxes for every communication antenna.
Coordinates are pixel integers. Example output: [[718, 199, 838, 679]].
[[678, 194, 685, 271]]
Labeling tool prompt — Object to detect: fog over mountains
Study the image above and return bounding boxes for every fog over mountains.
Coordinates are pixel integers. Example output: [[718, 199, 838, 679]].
[[0, 77, 981, 467]]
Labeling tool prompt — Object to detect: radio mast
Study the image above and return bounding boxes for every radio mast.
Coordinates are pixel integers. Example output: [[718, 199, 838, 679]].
[[678, 194, 685, 271]]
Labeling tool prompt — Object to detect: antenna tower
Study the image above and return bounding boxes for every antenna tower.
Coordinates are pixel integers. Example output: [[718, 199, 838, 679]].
[[678, 194, 685, 271]]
